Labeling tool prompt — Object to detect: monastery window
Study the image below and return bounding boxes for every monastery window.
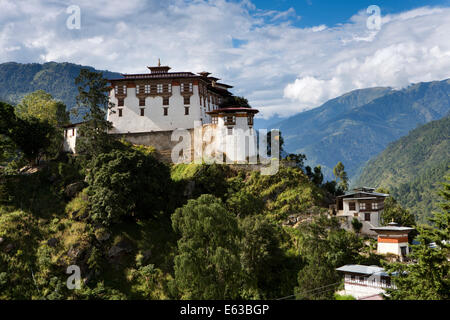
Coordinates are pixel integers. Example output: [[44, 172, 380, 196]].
[[139, 98, 146, 107], [364, 213, 371, 221], [163, 84, 172, 93], [181, 83, 193, 93], [157, 84, 163, 93], [248, 115, 254, 126], [145, 85, 151, 94], [115, 85, 126, 95], [348, 202, 356, 211], [227, 127, 233, 135], [163, 107, 168, 116], [118, 109, 123, 117], [140, 108, 145, 116], [225, 116, 235, 125], [360, 202, 366, 210], [184, 107, 189, 115], [136, 85, 140, 94], [184, 96, 190, 105], [372, 202, 379, 210], [118, 98, 124, 107], [163, 97, 169, 105], [212, 116, 218, 124], [359, 276, 365, 283]]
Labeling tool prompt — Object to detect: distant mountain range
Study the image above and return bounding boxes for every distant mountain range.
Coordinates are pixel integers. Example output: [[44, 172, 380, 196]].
[[0, 61, 122, 120], [355, 116, 450, 224], [269, 79, 450, 180]]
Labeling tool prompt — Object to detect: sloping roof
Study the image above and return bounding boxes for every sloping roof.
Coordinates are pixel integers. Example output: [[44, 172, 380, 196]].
[[337, 191, 389, 198], [336, 265, 389, 276], [370, 226, 414, 232]]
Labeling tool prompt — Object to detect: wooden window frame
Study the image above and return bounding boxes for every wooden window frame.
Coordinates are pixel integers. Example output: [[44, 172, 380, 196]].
[[163, 107, 168, 116], [140, 108, 145, 116], [118, 98, 124, 107], [349, 202, 356, 211], [163, 97, 169, 105], [118, 108, 123, 117], [184, 106, 189, 115], [139, 98, 146, 107], [184, 96, 190, 105]]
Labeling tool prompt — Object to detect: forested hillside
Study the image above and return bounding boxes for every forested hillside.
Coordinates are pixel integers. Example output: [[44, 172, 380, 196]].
[[0, 62, 121, 116], [355, 116, 450, 224], [271, 79, 450, 180]]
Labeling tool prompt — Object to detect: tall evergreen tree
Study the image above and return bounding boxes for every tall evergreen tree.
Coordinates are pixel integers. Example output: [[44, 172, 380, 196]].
[[72, 69, 114, 158], [384, 176, 449, 299]]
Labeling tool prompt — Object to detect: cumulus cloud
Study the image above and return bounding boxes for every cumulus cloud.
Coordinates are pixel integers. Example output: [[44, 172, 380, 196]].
[[0, 1, 449, 118]]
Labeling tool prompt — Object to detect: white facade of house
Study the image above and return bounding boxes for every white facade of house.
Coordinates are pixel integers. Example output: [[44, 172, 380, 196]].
[[63, 126, 79, 153], [335, 188, 389, 235], [340, 198, 382, 226], [336, 265, 394, 300], [371, 223, 414, 258], [377, 241, 410, 256], [204, 110, 258, 163], [107, 82, 220, 134]]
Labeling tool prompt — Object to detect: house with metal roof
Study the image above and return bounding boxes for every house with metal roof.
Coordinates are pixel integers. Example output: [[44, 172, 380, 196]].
[[371, 221, 414, 260], [336, 264, 395, 300], [334, 187, 390, 236]]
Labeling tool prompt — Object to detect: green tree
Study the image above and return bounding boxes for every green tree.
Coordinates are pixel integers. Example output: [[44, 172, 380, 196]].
[[218, 96, 251, 109], [239, 215, 287, 299], [72, 69, 114, 158], [0, 102, 55, 166], [381, 196, 416, 228], [226, 190, 264, 218], [285, 153, 307, 169], [351, 217, 363, 234], [384, 176, 450, 300], [295, 215, 362, 300], [333, 161, 348, 192], [305, 165, 324, 186], [86, 148, 172, 225], [171, 195, 241, 299], [16, 90, 69, 126]]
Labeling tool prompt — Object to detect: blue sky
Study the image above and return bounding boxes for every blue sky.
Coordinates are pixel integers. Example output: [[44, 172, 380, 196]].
[[248, 0, 450, 27], [1, 0, 450, 118]]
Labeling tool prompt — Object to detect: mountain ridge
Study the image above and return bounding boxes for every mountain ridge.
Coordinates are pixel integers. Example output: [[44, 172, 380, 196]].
[[354, 116, 450, 223], [270, 79, 450, 180]]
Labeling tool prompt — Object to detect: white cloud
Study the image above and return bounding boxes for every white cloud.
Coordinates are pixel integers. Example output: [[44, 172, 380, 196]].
[[0, 1, 449, 119]]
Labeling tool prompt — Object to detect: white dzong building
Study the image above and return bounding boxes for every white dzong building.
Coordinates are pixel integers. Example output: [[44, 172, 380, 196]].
[[107, 62, 233, 133], [63, 62, 261, 164]]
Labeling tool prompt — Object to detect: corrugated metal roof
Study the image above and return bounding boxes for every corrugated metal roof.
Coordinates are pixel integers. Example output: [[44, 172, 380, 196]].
[[336, 264, 389, 276], [337, 191, 389, 198], [370, 226, 414, 232]]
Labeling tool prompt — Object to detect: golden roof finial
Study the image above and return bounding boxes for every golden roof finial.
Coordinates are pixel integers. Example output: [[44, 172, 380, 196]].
[[158, 58, 161, 67]]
